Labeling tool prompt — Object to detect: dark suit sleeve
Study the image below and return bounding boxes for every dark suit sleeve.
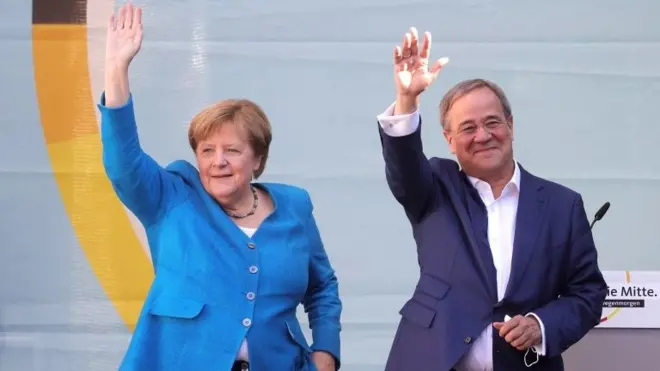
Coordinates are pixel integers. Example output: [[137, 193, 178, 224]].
[[378, 116, 439, 223], [532, 194, 608, 357]]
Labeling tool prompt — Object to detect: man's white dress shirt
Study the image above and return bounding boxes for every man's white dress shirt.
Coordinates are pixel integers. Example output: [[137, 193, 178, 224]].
[[377, 103, 546, 371]]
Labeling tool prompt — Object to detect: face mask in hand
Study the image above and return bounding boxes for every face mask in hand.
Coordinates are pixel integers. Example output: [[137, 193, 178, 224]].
[[524, 347, 539, 368]]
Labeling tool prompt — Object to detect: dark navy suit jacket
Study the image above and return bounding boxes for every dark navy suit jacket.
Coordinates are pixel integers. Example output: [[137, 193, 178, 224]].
[[379, 118, 607, 371]]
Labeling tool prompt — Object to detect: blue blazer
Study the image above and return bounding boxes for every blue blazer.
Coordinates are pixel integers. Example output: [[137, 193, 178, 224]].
[[98, 94, 342, 371], [378, 118, 607, 371]]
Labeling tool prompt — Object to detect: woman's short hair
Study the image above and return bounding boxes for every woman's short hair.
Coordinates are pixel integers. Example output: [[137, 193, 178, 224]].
[[188, 99, 272, 178]]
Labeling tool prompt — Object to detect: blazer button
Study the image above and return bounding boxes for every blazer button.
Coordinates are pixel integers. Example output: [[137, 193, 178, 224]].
[[247, 242, 256, 249], [464, 336, 472, 344], [249, 265, 259, 274], [242, 318, 252, 327], [246, 292, 255, 300]]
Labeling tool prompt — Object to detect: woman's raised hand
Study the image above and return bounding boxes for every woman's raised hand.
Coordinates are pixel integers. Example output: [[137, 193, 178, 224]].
[[105, 2, 143, 71]]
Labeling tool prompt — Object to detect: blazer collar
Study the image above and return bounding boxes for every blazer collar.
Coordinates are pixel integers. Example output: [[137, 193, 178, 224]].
[[460, 158, 522, 198]]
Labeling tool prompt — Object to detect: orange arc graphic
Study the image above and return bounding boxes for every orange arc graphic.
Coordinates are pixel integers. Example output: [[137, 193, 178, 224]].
[[31, 23, 153, 331]]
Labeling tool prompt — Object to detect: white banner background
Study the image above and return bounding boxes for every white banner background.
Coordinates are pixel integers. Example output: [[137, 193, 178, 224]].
[[597, 271, 660, 328]]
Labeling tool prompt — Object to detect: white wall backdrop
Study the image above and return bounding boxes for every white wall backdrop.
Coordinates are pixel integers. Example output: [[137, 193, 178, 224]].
[[1, 0, 658, 370]]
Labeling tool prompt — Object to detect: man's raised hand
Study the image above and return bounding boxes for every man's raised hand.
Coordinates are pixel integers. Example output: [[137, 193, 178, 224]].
[[393, 27, 448, 114]]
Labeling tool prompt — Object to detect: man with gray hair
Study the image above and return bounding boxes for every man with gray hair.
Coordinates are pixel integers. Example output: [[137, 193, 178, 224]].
[[376, 26, 607, 371]]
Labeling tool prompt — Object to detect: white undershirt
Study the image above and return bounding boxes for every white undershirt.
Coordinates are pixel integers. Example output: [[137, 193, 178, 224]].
[[236, 226, 257, 361]]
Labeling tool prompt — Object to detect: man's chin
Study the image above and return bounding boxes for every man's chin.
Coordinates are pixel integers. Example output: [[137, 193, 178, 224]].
[[463, 157, 512, 178], [473, 148, 500, 158]]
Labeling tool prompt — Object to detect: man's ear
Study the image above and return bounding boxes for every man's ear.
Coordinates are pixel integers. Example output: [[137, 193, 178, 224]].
[[443, 129, 456, 154]]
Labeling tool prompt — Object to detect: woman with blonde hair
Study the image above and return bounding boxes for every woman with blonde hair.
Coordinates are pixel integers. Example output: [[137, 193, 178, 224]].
[[100, 3, 341, 370]]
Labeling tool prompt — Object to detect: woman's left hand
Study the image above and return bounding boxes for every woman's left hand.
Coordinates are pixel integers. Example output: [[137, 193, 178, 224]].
[[311, 351, 336, 371]]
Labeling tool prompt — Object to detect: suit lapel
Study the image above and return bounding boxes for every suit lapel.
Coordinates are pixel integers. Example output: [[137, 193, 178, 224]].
[[444, 164, 498, 302], [504, 165, 547, 298], [463, 184, 499, 300]]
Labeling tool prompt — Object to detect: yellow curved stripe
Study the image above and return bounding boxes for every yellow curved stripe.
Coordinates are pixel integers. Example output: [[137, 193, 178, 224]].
[[606, 308, 620, 320], [601, 271, 633, 323], [32, 24, 153, 331]]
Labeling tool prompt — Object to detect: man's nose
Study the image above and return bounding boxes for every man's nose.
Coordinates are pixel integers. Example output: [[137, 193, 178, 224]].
[[474, 125, 493, 142]]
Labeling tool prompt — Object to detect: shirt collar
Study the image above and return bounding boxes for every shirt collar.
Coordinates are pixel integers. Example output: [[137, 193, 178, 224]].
[[461, 158, 521, 194]]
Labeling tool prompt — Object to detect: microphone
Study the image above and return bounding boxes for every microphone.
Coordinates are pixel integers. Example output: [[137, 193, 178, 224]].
[[589, 201, 610, 229], [494, 201, 611, 312]]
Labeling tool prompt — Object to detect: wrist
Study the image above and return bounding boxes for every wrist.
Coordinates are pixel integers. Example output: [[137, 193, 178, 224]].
[[312, 350, 336, 367], [394, 94, 419, 115], [103, 61, 131, 107], [105, 59, 129, 75]]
